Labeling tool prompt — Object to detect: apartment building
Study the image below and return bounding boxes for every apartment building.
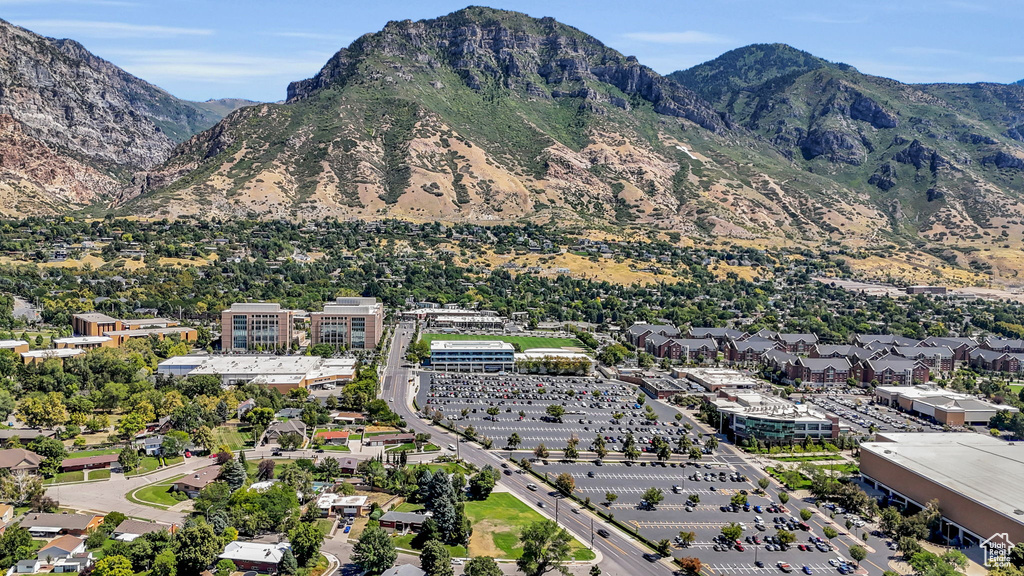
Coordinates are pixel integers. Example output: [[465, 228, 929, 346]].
[[220, 303, 296, 352], [310, 298, 384, 350]]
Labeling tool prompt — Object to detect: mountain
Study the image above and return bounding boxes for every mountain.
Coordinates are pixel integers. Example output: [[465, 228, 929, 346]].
[[119, 9, 1024, 279], [0, 19, 253, 215], [1014, 79, 1024, 86]]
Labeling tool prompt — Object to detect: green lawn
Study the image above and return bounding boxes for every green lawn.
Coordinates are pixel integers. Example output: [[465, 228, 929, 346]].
[[125, 457, 162, 477], [321, 444, 351, 452], [1009, 384, 1023, 394], [314, 519, 334, 534], [363, 430, 400, 437], [87, 469, 111, 480], [462, 493, 593, 560], [130, 480, 182, 509], [43, 471, 84, 485], [424, 463, 469, 475], [65, 448, 120, 458], [393, 534, 468, 558], [766, 467, 812, 490], [419, 334, 586, 351], [213, 425, 252, 450], [394, 503, 425, 513], [771, 455, 845, 462]]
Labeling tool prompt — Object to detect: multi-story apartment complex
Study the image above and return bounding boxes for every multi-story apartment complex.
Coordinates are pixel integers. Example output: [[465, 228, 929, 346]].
[[220, 303, 296, 352], [310, 298, 384, 350]]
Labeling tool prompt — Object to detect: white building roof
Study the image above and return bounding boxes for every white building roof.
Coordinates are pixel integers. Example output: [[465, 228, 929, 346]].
[[710, 389, 831, 423], [0, 340, 28, 349], [21, 349, 85, 359], [862, 433, 1024, 524], [220, 541, 291, 564], [430, 340, 514, 352], [53, 336, 111, 345], [317, 493, 368, 509]]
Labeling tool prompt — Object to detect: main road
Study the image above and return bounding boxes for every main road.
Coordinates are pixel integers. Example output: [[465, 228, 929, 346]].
[[383, 321, 676, 576]]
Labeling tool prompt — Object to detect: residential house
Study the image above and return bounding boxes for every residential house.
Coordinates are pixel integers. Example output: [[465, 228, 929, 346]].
[[23, 514, 102, 537], [313, 431, 349, 446], [762, 349, 798, 372], [133, 434, 165, 456], [917, 337, 978, 362], [219, 541, 291, 574], [773, 333, 819, 354], [236, 399, 256, 419], [363, 433, 414, 447], [0, 505, 13, 526], [171, 465, 222, 498], [112, 519, 171, 542], [322, 456, 358, 475], [380, 565, 426, 576], [315, 493, 368, 517], [625, 323, 679, 348], [379, 511, 427, 534], [784, 357, 852, 385], [856, 357, 930, 386], [11, 559, 41, 574], [0, 430, 56, 446], [60, 454, 119, 472], [264, 420, 307, 445], [331, 412, 366, 425], [37, 535, 86, 562], [889, 346, 956, 371], [0, 450, 43, 474], [727, 338, 781, 363]]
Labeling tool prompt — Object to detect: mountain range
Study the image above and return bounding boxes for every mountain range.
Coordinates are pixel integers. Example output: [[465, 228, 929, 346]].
[[3, 7, 1024, 279]]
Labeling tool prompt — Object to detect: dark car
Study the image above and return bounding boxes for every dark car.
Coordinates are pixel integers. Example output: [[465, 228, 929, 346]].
[[643, 553, 661, 563], [597, 529, 611, 538]]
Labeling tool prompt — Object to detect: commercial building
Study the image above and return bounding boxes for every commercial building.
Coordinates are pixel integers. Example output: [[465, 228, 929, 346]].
[[69, 314, 193, 346], [103, 326, 197, 347], [679, 368, 762, 392], [860, 433, 1024, 546], [428, 340, 515, 372], [706, 389, 842, 445], [157, 355, 357, 392], [310, 297, 384, 350], [427, 315, 506, 331], [0, 340, 29, 354], [873, 385, 1017, 426], [220, 303, 297, 352], [53, 336, 114, 350]]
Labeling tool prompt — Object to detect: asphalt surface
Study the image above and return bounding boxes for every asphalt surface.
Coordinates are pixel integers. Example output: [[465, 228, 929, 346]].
[[385, 321, 677, 576]]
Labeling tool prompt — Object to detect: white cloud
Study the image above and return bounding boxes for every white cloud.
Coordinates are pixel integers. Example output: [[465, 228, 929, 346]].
[[621, 31, 731, 45], [14, 19, 212, 38], [101, 49, 332, 83]]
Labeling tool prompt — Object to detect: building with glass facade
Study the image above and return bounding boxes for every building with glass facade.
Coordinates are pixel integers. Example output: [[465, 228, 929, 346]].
[[310, 298, 384, 350], [706, 389, 841, 445], [220, 303, 296, 352], [428, 340, 515, 372]]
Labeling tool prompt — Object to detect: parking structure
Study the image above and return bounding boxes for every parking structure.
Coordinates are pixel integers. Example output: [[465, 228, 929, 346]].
[[418, 372, 695, 450]]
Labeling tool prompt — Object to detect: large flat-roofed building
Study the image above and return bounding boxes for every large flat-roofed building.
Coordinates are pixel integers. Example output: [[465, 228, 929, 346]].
[[21, 348, 84, 364], [427, 315, 506, 331], [678, 367, 761, 392], [310, 297, 384, 350], [72, 313, 121, 337], [874, 384, 1017, 426], [707, 389, 842, 445], [428, 340, 515, 372], [157, 355, 357, 392], [0, 340, 29, 354], [220, 303, 296, 352], [53, 336, 115, 350], [104, 326, 198, 347], [860, 433, 1024, 546]]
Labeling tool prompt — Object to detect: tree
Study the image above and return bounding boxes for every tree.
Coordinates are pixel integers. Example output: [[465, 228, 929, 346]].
[[799, 508, 813, 521], [0, 471, 43, 506], [758, 477, 770, 490], [590, 435, 607, 459], [849, 545, 867, 565], [776, 529, 796, 546], [604, 492, 618, 506], [677, 557, 702, 575], [118, 447, 141, 473], [730, 493, 748, 507], [563, 436, 579, 461], [218, 459, 247, 491], [545, 404, 565, 422], [93, 555, 134, 576], [215, 560, 237, 576], [420, 540, 454, 576], [352, 523, 396, 576], [465, 556, 502, 576], [190, 426, 215, 453], [554, 473, 575, 496], [411, 518, 440, 550], [721, 522, 744, 542], [656, 539, 672, 556], [677, 531, 696, 548], [823, 526, 838, 541], [86, 529, 109, 549], [506, 433, 521, 450], [289, 522, 324, 566], [468, 467, 498, 500], [277, 432, 304, 451], [898, 536, 922, 558], [779, 491, 790, 504], [517, 520, 572, 576], [151, 550, 176, 576], [161, 431, 191, 458], [116, 412, 147, 438], [279, 550, 298, 576], [533, 443, 549, 459], [589, 567, 602, 576], [17, 392, 68, 428], [257, 459, 276, 481], [243, 407, 274, 430], [641, 487, 664, 510], [28, 436, 67, 476], [173, 521, 221, 576], [688, 447, 702, 460]]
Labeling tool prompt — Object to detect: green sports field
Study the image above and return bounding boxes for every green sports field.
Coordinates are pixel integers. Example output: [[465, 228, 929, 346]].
[[419, 333, 585, 351]]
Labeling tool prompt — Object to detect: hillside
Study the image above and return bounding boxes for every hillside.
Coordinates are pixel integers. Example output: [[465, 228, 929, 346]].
[[0, 19, 251, 215]]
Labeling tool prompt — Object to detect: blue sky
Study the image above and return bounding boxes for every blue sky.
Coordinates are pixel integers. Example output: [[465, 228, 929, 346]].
[[4, 0, 1022, 102]]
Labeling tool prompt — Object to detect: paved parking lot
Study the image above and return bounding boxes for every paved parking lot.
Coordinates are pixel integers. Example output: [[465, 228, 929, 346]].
[[419, 373, 693, 450], [806, 393, 959, 434]]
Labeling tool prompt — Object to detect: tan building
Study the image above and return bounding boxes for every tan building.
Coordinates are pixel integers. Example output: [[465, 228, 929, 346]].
[[71, 314, 187, 348], [53, 336, 115, 350], [310, 298, 384, 350], [220, 303, 296, 352], [861, 433, 1024, 547], [72, 313, 121, 337], [0, 340, 29, 355], [104, 326, 198, 347]]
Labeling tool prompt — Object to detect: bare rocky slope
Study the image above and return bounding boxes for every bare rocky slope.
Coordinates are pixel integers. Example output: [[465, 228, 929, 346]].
[[0, 19, 253, 215]]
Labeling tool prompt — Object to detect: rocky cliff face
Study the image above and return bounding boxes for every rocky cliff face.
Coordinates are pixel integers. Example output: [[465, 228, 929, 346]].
[[0, 19, 252, 211]]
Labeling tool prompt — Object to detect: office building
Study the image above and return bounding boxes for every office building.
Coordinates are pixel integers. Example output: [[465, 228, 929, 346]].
[[873, 384, 1017, 426], [310, 297, 384, 350], [706, 389, 842, 445], [157, 355, 357, 392], [220, 303, 296, 352], [860, 433, 1024, 546], [428, 340, 515, 372]]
